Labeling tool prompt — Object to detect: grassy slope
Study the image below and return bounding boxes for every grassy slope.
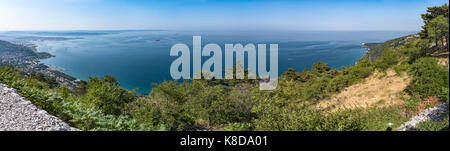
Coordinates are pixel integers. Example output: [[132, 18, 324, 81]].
[[318, 69, 411, 112], [358, 35, 449, 130]]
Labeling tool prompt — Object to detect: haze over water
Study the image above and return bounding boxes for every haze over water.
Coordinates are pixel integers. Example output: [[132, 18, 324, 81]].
[[1, 30, 416, 94]]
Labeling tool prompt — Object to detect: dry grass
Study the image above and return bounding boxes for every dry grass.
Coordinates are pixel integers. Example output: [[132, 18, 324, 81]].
[[437, 57, 448, 67], [432, 51, 449, 68], [318, 69, 411, 112], [417, 96, 441, 113]]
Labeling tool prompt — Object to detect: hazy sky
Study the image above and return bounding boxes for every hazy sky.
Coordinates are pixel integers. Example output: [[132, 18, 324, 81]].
[[0, 0, 448, 31]]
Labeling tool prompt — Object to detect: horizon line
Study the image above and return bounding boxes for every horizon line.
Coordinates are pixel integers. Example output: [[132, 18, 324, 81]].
[[0, 29, 421, 32]]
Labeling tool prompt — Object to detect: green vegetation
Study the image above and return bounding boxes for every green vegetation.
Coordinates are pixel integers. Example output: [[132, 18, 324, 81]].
[[374, 48, 400, 71], [363, 35, 413, 61], [0, 66, 148, 131], [408, 58, 449, 103], [35, 52, 54, 59], [0, 4, 448, 131], [417, 116, 449, 131], [420, 4, 449, 45]]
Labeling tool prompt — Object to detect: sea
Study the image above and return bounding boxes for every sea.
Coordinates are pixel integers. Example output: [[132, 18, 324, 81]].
[[0, 30, 417, 94]]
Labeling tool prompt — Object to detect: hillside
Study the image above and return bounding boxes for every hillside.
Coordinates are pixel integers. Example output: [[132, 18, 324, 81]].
[[318, 69, 411, 112], [2, 30, 447, 131], [0, 40, 53, 61], [0, 40, 77, 88], [362, 34, 420, 61]]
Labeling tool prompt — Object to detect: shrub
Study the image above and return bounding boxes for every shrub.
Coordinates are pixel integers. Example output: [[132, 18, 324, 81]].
[[298, 68, 315, 82], [82, 76, 136, 115], [0, 66, 142, 131], [281, 68, 300, 81], [311, 62, 331, 74], [252, 100, 366, 131], [207, 89, 255, 126], [408, 57, 449, 101], [374, 48, 400, 70], [129, 80, 257, 130], [252, 101, 321, 131], [224, 122, 253, 131], [417, 117, 449, 131]]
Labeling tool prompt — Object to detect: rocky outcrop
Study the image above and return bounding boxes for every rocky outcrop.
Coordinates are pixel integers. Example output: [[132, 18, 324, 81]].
[[397, 103, 448, 131], [0, 83, 78, 131]]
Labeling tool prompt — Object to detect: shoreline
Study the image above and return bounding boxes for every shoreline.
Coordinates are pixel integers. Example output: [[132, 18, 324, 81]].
[[24, 31, 417, 94]]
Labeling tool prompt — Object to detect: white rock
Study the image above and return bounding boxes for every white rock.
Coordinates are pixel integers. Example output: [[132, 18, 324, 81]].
[[397, 103, 448, 131], [0, 82, 79, 131]]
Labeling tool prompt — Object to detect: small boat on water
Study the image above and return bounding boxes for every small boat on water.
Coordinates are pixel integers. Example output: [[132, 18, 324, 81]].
[[156, 39, 160, 42]]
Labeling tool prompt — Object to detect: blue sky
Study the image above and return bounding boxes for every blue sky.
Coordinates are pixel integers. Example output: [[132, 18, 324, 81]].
[[0, 0, 448, 31]]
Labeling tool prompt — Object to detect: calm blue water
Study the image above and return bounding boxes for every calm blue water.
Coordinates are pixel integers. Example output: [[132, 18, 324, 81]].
[[2, 30, 416, 94]]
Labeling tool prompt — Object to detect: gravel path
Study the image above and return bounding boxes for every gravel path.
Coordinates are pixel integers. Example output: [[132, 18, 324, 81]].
[[0, 83, 78, 131], [397, 103, 449, 131]]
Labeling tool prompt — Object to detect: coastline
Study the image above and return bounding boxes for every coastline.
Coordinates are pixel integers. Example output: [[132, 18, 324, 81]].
[[12, 30, 418, 94], [31, 37, 382, 94], [361, 34, 419, 61], [0, 40, 79, 88]]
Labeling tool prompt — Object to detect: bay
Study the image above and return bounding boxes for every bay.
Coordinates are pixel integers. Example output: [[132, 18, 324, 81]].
[[24, 30, 416, 94]]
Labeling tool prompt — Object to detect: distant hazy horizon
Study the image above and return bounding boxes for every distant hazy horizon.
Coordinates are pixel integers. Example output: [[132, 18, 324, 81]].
[[0, 0, 448, 31], [0, 29, 421, 32]]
